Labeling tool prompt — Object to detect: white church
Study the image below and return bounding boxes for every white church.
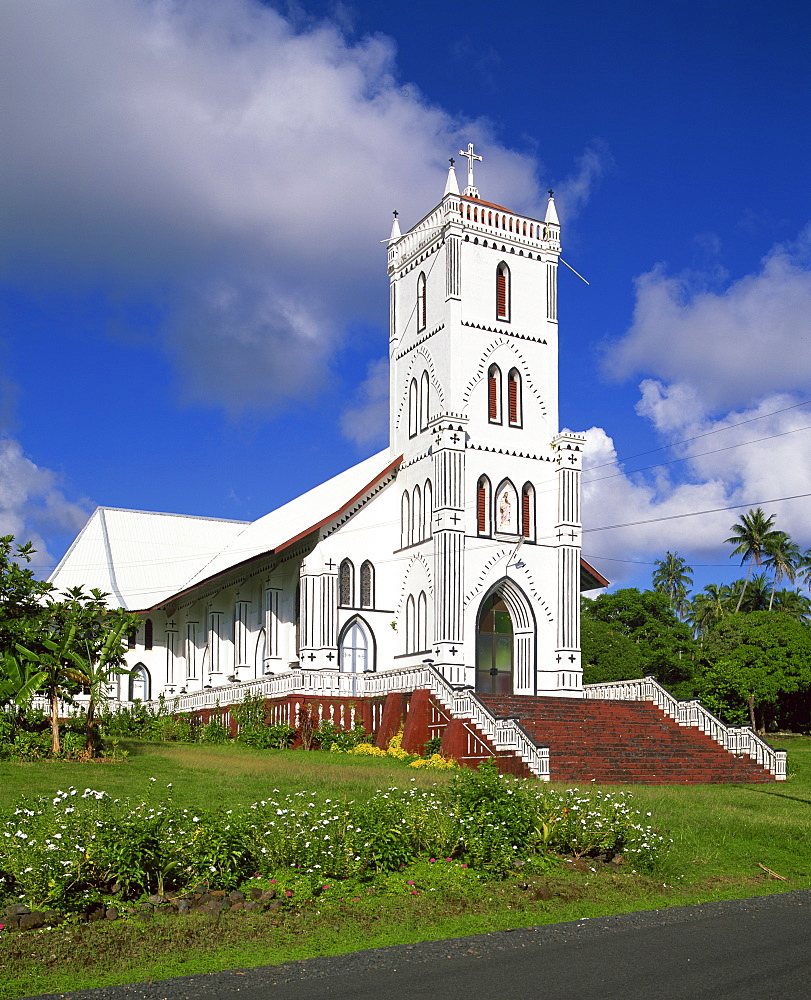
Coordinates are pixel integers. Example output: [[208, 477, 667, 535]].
[[51, 147, 609, 708]]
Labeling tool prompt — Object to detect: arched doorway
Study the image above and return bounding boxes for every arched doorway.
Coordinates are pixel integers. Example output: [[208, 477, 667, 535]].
[[476, 593, 513, 694], [339, 618, 374, 674]]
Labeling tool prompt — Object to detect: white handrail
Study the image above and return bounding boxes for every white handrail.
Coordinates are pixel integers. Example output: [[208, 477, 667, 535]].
[[136, 664, 550, 779], [583, 676, 786, 780]]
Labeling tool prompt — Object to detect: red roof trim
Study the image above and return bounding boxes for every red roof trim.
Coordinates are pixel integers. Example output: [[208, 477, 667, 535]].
[[461, 195, 512, 212], [140, 456, 403, 612], [580, 556, 610, 589]]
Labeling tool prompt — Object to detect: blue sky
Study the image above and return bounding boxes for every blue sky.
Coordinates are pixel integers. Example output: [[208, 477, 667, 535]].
[[1, 0, 810, 598]]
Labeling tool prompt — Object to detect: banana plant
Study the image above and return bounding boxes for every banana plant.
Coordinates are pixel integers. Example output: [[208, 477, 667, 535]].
[[0, 650, 47, 742]]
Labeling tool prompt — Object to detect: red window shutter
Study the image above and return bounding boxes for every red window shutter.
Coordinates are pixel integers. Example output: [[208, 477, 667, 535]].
[[508, 376, 518, 424], [496, 270, 507, 318], [488, 374, 498, 419], [477, 486, 486, 532], [522, 491, 531, 537]]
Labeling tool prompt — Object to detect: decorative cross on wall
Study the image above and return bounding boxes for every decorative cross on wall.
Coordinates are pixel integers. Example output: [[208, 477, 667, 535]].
[[326, 652, 335, 661], [450, 432, 461, 443], [450, 514, 460, 525], [307, 653, 316, 661], [568, 454, 578, 464], [449, 647, 458, 656], [326, 559, 336, 570]]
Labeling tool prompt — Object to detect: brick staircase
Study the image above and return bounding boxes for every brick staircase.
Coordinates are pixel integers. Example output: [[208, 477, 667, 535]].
[[477, 694, 775, 784]]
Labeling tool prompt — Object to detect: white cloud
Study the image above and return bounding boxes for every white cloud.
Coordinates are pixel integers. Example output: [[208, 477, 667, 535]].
[[606, 227, 811, 411], [340, 357, 390, 447], [0, 437, 90, 570], [2, 0, 604, 421]]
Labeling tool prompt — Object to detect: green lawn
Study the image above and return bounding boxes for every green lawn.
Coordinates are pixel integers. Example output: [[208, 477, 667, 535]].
[[2, 737, 810, 1000]]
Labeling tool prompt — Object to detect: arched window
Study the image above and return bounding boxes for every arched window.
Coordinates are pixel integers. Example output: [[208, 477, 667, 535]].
[[412, 485, 422, 543], [417, 272, 427, 333], [521, 483, 535, 540], [419, 371, 429, 430], [487, 364, 502, 423], [496, 262, 510, 321], [405, 594, 415, 653], [495, 480, 519, 534], [417, 591, 428, 652], [408, 378, 418, 438], [127, 627, 136, 649], [340, 618, 374, 673], [128, 663, 151, 702], [401, 491, 411, 548], [477, 476, 492, 536], [508, 368, 522, 427], [144, 618, 153, 650], [360, 561, 374, 609], [339, 559, 354, 607], [424, 479, 433, 538]]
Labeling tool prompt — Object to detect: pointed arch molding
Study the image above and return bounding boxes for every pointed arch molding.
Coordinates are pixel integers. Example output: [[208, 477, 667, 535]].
[[396, 553, 434, 620], [394, 348, 446, 433], [461, 339, 546, 416], [465, 551, 553, 623]]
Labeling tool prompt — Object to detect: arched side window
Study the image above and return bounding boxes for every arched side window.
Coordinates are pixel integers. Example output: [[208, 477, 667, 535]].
[[405, 594, 416, 654], [424, 479, 433, 538], [128, 663, 151, 702], [508, 368, 522, 427], [419, 371, 430, 431], [477, 476, 492, 536], [417, 592, 428, 652], [412, 484, 422, 544], [495, 479, 519, 534], [417, 272, 427, 333], [360, 561, 375, 609], [521, 483, 535, 541], [496, 262, 510, 321], [339, 559, 354, 608], [401, 491, 411, 548], [487, 364, 502, 423], [408, 378, 418, 438], [144, 618, 153, 651]]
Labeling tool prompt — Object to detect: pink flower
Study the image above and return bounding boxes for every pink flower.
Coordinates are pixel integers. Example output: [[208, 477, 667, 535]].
[[429, 858, 436, 863], [411, 890, 419, 895], [445, 857, 452, 861], [461, 864, 467, 868], [285, 890, 293, 897], [352, 898, 360, 902], [269, 879, 277, 884]]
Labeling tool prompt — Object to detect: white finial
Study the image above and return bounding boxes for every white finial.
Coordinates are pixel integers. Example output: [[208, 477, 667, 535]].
[[459, 142, 482, 198], [390, 210, 401, 241], [545, 189, 559, 226], [444, 157, 460, 196]]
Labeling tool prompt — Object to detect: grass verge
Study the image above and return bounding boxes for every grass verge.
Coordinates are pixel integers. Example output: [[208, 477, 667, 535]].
[[1, 736, 809, 999]]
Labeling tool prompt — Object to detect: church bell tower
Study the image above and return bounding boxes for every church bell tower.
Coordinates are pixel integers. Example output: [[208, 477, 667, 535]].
[[386, 147, 585, 696]]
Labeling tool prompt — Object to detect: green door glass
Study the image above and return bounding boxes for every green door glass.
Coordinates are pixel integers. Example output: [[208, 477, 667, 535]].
[[476, 594, 513, 694]]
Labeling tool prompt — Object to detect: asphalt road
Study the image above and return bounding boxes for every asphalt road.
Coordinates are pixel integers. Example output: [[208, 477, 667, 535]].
[[25, 890, 811, 1000]]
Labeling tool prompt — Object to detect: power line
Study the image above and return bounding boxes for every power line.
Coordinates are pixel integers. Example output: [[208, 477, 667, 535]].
[[584, 491, 811, 534]]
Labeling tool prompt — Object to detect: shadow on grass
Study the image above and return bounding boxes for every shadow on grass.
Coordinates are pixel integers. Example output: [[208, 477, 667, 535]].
[[738, 785, 811, 808]]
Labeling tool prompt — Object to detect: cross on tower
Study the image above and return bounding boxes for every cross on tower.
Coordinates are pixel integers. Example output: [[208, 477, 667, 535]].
[[459, 142, 482, 194]]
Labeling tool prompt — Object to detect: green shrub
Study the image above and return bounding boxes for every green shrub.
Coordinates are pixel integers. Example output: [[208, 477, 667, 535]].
[[315, 719, 368, 751]]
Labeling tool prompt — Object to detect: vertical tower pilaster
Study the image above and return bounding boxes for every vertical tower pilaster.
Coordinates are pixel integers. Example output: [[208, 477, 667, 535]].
[[431, 422, 467, 685], [551, 432, 585, 693]]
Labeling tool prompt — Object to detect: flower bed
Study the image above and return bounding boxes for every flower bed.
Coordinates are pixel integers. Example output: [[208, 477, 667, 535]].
[[0, 763, 668, 924]]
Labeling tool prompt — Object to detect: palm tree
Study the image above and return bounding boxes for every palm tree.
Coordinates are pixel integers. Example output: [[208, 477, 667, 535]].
[[724, 508, 781, 612], [652, 552, 693, 619], [687, 583, 731, 638], [772, 588, 811, 623], [762, 531, 802, 610], [800, 548, 811, 591]]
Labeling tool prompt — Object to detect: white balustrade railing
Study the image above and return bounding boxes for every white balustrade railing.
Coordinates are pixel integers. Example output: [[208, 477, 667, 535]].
[[584, 675, 786, 780], [134, 664, 550, 779]]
